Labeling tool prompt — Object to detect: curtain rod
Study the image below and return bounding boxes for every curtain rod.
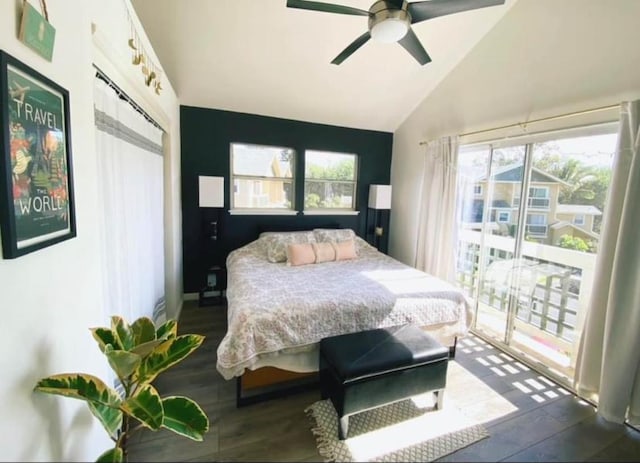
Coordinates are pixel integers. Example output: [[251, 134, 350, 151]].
[[418, 103, 620, 146], [93, 65, 163, 131]]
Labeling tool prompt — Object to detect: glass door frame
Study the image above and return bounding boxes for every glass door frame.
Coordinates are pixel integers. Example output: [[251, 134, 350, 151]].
[[462, 121, 619, 391]]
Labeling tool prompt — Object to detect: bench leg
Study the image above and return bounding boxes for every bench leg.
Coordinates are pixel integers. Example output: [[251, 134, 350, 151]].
[[339, 415, 349, 440], [434, 389, 445, 410]]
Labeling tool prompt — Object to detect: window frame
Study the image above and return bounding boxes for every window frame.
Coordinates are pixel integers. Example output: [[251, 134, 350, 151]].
[[529, 186, 550, 198], [229, 142, 297, 215], [497, 210, 511, 223], [302, 150, 359, 215]]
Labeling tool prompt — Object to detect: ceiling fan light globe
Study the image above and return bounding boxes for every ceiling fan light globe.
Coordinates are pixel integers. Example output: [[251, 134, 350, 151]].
[[370, 19, 409, 43]]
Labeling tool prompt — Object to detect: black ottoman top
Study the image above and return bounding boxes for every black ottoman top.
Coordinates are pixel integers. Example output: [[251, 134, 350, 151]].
[[320, 324, 449, 382]]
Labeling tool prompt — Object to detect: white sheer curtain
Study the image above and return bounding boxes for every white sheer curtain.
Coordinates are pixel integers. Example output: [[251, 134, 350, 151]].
[[93, 76, 165, 325], [574, 100, 640, 424], [415, 136, 459, 282]]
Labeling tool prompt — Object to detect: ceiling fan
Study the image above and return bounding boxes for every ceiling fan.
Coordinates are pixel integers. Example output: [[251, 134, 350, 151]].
[[286, 0, 506, 65]]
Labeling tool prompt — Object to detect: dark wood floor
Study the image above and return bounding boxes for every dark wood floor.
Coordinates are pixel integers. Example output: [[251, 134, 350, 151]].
[[126, 300, 640, 462]]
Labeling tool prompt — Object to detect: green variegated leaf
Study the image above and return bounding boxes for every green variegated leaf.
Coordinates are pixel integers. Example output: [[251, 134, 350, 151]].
[[135, 335, 204, 385], [96, 446, 124, 462], [34, 373, 123, 438], [156, 319, 177, 340], [105, 346, 142, 379], [130, 339, 164, 358], [131, 317, 156, 346], [88, 401, 123, 440], [91, 327, 121, 352], [121, 384, 163, 430], [162, 396, 209, 441], [111, 316, 134, 351]]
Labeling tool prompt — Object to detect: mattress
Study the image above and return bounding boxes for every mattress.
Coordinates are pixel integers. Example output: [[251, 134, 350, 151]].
[[215, 233, 473, 380]]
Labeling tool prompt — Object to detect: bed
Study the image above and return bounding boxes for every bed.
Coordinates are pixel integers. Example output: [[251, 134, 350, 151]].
[[215, 229, 474, 402]]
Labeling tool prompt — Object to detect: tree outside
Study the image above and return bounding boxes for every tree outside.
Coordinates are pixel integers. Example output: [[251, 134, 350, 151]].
[[558, 234, 595, 253], [304, 155, 356, 209]]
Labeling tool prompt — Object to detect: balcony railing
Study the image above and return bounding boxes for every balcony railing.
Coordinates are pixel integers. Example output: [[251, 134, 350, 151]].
[[455, 228, 597, 370], [525, 224, 548, 236], [513, 197, 551, 209]]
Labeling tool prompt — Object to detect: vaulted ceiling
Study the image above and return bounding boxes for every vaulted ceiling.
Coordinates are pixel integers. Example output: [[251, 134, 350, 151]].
[[131, 0, 517, 132]]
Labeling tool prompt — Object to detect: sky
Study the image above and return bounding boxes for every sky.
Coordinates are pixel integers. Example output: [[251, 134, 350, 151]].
[[541, 133, 617, 167], [459, 132, 618, 172]]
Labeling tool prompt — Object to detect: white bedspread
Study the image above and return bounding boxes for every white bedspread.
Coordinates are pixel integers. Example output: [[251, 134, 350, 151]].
[[216, 237, 473, 380]]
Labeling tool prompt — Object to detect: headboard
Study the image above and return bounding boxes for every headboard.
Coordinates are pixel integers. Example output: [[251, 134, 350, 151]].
[[256, 222, 342, 235]]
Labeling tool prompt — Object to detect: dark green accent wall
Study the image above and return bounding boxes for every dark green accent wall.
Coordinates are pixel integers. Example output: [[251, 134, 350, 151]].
[[180, 106, 393, 293]]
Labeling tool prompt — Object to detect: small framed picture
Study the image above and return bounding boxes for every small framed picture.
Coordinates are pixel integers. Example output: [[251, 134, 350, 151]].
[[0, 50, 76, 258]]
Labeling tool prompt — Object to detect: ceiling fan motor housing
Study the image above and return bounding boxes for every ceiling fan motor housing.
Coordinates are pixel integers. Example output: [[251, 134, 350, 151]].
[[368, 0, 411, 43]]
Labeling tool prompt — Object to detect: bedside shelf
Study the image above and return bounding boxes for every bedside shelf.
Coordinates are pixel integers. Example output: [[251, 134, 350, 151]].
[[199, 265, 227, 307]]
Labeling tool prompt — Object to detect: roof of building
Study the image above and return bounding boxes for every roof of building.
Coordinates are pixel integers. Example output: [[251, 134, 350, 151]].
[[556, 205, 602, 215], [476, 163, 571, 186], [233, 149, 274, 176], [472, 199, 511, 209], [550, 220, 600, 239]]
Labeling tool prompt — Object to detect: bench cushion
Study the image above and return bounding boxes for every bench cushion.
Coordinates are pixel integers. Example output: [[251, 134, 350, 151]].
[[319, 324, 449, 383]]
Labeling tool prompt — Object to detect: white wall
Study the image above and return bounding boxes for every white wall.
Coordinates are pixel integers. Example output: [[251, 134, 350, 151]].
[[389, 0, 640, 266], [0, 0, 181, 460]]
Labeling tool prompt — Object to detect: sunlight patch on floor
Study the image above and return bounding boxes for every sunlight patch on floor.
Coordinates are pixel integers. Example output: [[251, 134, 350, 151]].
[[345, 392, 480, 462]]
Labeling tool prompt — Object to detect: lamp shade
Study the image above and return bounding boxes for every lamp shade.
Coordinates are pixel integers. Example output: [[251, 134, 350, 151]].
[[368, 184, 392, 210], [198, 176, 224, 208]]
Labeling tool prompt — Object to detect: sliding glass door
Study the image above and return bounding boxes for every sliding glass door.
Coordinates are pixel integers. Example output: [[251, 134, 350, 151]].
[[455, 125, 618, 386]]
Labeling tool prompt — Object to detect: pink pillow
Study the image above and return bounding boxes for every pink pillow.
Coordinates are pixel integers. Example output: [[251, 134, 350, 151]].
[[312, 242, 336, 263], [286, 243, 316, 266], [332, 239, 357, 261]]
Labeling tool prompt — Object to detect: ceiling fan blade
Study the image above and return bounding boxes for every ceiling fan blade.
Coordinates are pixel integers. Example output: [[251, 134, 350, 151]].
[[398, 28, 431, 65], [408, 0, 506, 24], [286, 0, 369, 16], [331, 31, 371, 65]]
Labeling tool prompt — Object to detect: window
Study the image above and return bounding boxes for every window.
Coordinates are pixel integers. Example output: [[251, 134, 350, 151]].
[[573, 214, 585, 225], [497, 211, 510, 223], [304, 150, 358, 211], [526, 213, 548, 236], [515, 186, 550, 208], [230, 143, 295, 212], [529, 186, 549, 198], [474, 184, 483, 195]]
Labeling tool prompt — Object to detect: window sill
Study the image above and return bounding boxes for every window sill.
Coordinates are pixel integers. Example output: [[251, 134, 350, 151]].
[[228, 209, 298, 216], [302, 210, 360, 216]]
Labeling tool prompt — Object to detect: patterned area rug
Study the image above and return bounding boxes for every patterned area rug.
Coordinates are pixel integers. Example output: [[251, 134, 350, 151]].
[[305, 395, 489, 462]]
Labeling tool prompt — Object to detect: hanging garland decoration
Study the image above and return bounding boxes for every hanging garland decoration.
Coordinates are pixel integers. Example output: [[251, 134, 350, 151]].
[[123, 0, 163, 95]]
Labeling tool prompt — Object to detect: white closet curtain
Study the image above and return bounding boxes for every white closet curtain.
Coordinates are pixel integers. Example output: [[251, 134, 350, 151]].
[[574, 100, 640, 424], [93, 76, 165, 325], [415, 136, 459, 282]]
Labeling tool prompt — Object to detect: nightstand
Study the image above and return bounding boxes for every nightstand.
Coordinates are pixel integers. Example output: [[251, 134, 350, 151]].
[[199, 265, 227, 306]]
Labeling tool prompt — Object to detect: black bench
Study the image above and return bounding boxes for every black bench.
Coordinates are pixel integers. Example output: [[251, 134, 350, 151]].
[[319, 324, 450, 440]]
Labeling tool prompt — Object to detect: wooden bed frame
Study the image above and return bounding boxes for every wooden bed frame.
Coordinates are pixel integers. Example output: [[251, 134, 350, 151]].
[[236, 367, 318, 407]]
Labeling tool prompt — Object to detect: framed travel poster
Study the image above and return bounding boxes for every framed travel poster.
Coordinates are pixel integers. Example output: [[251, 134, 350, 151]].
[[0, 50, 75, 258]]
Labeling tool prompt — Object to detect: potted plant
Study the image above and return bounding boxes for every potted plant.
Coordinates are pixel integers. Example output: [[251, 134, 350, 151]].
[[34, 315, 210, 462]]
